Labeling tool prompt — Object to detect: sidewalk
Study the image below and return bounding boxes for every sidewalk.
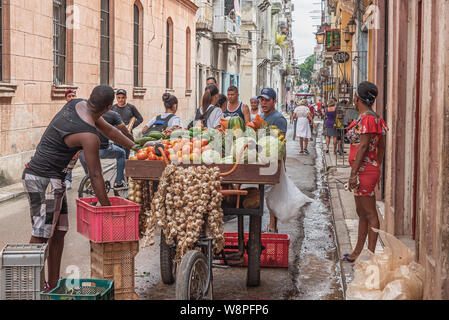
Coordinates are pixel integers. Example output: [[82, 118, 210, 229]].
[[322, 139, 384, 295], [0, 160, 114, 203]]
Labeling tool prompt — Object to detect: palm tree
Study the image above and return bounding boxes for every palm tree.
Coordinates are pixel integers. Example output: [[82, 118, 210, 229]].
[[275, 32, 288, 49]]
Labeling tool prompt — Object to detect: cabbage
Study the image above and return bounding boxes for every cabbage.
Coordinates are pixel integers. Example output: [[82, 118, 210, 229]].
[[201, 150, 222, 164], [257, 136, 285, 164], [233, 137, 257, 164], [222, 156, 234, 164]]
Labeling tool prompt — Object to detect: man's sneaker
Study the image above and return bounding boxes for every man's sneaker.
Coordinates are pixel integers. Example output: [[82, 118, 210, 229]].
[[113, 182, 126, 190], [65, 180, 72, 190]]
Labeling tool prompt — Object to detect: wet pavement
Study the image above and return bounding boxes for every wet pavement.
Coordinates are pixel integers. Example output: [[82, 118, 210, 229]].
[[0, 120, 344, 300]]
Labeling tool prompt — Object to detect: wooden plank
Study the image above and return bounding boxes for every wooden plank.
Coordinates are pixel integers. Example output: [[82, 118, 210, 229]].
[[125, 160, 281, 185]]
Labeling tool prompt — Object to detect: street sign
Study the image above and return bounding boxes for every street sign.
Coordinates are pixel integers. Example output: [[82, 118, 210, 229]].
[[333, 51, 350, 63]]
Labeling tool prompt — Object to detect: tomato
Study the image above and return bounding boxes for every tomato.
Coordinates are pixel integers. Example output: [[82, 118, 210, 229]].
[[201, 139, 209, 147], [137, 152, 148, 160], [147, 154, 156, 161], [201, 145, 211, 153]]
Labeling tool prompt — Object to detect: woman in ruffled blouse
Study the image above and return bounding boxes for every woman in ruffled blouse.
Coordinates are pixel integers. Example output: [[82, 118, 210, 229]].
[[342, 81, 388, 263]]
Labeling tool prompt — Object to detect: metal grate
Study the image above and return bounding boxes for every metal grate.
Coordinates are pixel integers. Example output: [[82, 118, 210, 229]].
[[133, 4, 140, 87], [53, 0, 66, 85], [100, 0, 110, 85]]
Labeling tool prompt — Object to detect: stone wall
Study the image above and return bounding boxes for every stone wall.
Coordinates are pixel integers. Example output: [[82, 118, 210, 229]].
[[0, 0, 197, 184]]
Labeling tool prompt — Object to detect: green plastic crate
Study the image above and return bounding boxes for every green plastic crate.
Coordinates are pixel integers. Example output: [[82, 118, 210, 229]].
[[40, 278, 114, 300]]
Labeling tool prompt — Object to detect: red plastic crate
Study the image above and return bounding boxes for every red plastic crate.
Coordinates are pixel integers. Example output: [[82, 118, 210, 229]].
[[223, 233, 290, 268], [76, 197, 141, 243]]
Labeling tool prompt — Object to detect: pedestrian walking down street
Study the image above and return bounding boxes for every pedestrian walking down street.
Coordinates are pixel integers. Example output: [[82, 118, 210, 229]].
[[323, 99, 338, 154], [249, 97, 261, 121], [112, 89, 143, 158], [341, 81, 388, 263], [293, 99, 314, 155], [63, 89, 77, 190], [258, 88, 287, 234], [22, 86, 135, 291]]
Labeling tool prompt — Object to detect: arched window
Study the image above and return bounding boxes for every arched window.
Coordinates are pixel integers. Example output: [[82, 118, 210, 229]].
[[53, 0, 67, 85], [133, 2, 142, 87], [186, 27, 191, 90], [100, 0, 110, 85], [166, 18, 173, 89]]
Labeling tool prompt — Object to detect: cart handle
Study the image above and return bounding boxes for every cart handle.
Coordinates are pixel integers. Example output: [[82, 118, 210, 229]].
[[220, 190, 248, 197], [219, 143, 251, 177], [158, 147, 170, 165]]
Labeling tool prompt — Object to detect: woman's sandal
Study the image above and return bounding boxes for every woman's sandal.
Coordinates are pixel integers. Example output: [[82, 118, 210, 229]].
[[341, 254, 356, 263]]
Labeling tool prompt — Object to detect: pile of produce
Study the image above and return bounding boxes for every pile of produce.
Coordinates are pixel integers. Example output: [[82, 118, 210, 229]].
[[141, 165, 225, 262], [130, 116, 286, 164]]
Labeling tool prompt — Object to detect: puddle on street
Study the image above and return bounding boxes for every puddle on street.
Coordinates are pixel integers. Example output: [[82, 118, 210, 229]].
[[292, 128, 344, 300]]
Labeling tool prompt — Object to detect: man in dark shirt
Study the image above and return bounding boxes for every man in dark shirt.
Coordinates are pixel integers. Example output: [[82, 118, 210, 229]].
[[112, 89, 143, 131], [22, 85, 135, 291], [78, 110, 133, 189], [112, 89, 143, 158], [258, 88, 287, 234]]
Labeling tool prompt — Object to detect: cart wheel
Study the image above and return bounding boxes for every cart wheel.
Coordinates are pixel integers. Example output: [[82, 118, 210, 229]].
[[176, 250, 213, 300], [160, 232, 177, 285], [247, 215, 262, 287]]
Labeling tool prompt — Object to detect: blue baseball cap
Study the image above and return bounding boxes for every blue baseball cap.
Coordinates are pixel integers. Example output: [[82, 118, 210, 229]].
[[258, 88, 276, 100]]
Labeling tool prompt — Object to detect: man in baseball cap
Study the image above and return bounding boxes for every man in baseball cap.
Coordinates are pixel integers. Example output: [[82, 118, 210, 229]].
[[112, 89, 143, 158], [258, 88, 287, 234]]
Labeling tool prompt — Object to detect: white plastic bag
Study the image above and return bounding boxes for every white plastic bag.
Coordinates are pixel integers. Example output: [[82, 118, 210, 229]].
[[266, 162, 313, 224], [346, 229, 424, 300]]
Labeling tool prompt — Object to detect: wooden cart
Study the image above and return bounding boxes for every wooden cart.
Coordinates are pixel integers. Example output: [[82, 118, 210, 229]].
[[125, 160, 281, 296]]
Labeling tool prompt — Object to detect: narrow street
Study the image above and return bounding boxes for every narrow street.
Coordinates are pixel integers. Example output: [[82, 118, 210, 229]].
[[0, 120, 344, 300]]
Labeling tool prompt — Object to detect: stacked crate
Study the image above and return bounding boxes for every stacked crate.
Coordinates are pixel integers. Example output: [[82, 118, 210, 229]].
[[0, 244, 48, 300], [77, 197, 142, 300], [90, 241, 139, 300]]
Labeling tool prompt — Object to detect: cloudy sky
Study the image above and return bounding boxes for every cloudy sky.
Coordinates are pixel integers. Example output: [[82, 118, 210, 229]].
[[292, 0, 320, 63]]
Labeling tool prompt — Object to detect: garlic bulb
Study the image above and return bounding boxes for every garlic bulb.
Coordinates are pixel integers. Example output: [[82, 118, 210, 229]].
[[141, 165, 225, 261]]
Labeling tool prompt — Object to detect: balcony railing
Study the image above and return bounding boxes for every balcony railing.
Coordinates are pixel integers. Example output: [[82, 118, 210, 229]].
[[213, 15, 240, 35], [196, 1, 213, 31]]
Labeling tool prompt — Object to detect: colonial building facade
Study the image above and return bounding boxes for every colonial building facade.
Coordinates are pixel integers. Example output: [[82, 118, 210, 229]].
[[0, 0, 197, 185]]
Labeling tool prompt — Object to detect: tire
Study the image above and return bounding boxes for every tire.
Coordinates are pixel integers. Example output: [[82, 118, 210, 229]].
[[78, 175, 95, 199], [160, 232, 177, 285], [247, 215, 262, 287], [176, 250, 213, 300]]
